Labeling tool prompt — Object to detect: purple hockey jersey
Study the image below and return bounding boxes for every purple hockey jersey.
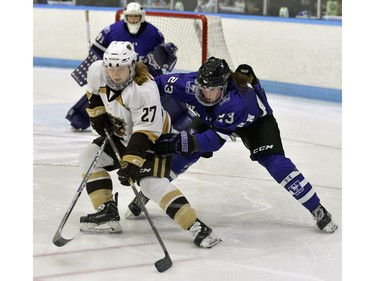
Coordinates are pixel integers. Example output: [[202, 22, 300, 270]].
[[155, 72, 273, 152], [92, 20, 165, 63]]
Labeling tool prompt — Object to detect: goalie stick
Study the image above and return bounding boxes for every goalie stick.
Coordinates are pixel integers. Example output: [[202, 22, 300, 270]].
[[85, 10, 91, 48], [71, 10, 98, 87], [52, 138, 108, 247], [104, 128, 173, 273]]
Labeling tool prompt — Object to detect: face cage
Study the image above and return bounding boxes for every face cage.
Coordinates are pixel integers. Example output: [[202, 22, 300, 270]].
[[103, 64, 135, 91], [125, 14, 143, 34], [127, 22, 141, 34], [194, 82, 227, 106]]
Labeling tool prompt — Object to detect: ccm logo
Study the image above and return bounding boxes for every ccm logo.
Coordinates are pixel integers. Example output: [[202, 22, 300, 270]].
[[140, 168, 152, 173], [253, 144, 274, 154]]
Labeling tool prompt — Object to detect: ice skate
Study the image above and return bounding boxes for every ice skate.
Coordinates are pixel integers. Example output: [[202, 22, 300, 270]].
[[80, 193, 122, 234], [311, 204, 338, 233], [125, 191, 150, 219], [188, 219, 221, 248]]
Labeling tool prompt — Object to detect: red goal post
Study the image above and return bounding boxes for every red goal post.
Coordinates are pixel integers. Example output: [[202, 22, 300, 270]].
[[115, 9, 234, 72]]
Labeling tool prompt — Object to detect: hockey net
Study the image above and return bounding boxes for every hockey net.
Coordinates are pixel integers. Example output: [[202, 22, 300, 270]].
[[115, 10, 234, 72]]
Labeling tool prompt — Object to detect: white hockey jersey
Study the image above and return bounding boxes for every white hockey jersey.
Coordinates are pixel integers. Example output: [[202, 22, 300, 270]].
[[86, 60, 171, 145]]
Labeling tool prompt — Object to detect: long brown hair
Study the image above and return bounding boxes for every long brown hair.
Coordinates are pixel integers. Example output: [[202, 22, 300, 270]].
[[230, 71, 252, 93], [134, 62, 152, 85]]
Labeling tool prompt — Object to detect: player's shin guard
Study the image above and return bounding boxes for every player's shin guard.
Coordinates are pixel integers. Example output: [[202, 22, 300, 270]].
[[258, 154, 338, 232], [161, 190, 221, 248], [141, 177, 221, 247]]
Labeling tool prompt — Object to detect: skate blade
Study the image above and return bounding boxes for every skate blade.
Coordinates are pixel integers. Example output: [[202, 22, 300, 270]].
[[200, 235, 222, 248], [322, 221, 338, 233], [80, 221, 122, 234]]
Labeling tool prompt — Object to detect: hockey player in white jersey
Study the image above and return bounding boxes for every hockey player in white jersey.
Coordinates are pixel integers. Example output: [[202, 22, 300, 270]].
[[78, 41, 220, 248]]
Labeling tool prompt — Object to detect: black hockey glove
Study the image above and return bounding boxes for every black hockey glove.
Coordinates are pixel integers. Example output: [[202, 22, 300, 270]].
[[117, 161, 140, 186], [154, 131, 199, 156], [117, 133, 151, 186], [235, 64, 259, 85], [90, 113, 112, 137], [86, 94, 112, 136]]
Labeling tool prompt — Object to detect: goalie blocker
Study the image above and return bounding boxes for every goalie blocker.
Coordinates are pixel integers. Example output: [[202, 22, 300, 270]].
[[66, 43, 178, 131]]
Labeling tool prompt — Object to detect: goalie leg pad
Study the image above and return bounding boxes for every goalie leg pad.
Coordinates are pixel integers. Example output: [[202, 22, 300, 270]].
[[65, 94, 90, 130]]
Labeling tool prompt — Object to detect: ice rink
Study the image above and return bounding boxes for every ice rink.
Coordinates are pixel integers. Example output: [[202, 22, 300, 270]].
[[33, 67, 342, 281]]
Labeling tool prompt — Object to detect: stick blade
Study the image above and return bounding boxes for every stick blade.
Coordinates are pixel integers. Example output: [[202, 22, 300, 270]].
[[155, 256, 173, 272], [52, 232, 73, 247]]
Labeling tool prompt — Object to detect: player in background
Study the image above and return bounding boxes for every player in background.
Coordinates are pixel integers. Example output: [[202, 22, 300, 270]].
[[129, 57, 338, 234], [66, 2, 179, 132], [78, 41, 220, 248]]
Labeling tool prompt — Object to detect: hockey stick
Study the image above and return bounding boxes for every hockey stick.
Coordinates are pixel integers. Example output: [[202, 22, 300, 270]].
[[104, 128, 173, 273], [52, 138, 108, 247], [85, 10, 91, 49], [70, 10, 96, 86]]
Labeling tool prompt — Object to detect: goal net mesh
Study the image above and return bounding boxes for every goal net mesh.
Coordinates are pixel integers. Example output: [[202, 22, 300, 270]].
[[116, 10, 234, 72]]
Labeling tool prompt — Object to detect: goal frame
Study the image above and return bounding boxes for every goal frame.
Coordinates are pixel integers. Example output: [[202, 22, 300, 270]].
[[115, 9, 208, 64]]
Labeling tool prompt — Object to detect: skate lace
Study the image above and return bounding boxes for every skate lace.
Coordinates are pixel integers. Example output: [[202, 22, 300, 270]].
[[312, 206, 325, 222], [189, 221, 202, 238], [87, 203, 106, 217]]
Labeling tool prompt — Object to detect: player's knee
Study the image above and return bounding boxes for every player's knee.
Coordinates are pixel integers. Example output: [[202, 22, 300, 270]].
[[79, 143, 100, 172], [140, 177, 176, 203]]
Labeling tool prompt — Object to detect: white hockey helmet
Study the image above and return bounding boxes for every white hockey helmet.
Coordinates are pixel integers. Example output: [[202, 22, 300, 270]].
[[103, 41, 137, 91], [123, 2, 146, 34]]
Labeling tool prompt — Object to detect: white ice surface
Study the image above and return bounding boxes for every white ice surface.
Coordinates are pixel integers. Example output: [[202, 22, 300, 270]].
[[33, 67, 342, 281]]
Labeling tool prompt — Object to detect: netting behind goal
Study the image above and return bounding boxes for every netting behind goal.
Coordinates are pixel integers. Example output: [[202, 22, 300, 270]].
[[115, 10, 234, 72]]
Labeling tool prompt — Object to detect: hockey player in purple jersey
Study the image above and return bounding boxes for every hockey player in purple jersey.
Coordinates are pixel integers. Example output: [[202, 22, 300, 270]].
[[66, 2, 179, 131], [129, 57, 338, 234]]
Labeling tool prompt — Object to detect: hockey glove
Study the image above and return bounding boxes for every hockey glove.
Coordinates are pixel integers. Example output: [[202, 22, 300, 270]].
[[147, 42, 178, 72], [90, 114, 113, 137], [86, 94, 113, 136], [154, 131, 199, 156], [117, 133, 151, 185], [235, 64, 259, 85], [89, 113, 112, 137], [117, 160, 141, 186]]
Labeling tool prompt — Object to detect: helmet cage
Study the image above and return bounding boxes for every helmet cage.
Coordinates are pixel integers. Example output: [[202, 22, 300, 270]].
[[194, 83, 227, 106], [123, 2, 145, 34], [103, 65, 135, 92]]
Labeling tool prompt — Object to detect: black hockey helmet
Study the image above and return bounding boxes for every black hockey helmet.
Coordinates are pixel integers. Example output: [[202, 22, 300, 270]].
[[196, 57, 231, 88], [195, 57, 231, 106]]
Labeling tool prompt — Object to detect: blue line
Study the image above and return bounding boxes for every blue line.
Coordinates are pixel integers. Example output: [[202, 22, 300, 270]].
[[33, 57, 341, 103]]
